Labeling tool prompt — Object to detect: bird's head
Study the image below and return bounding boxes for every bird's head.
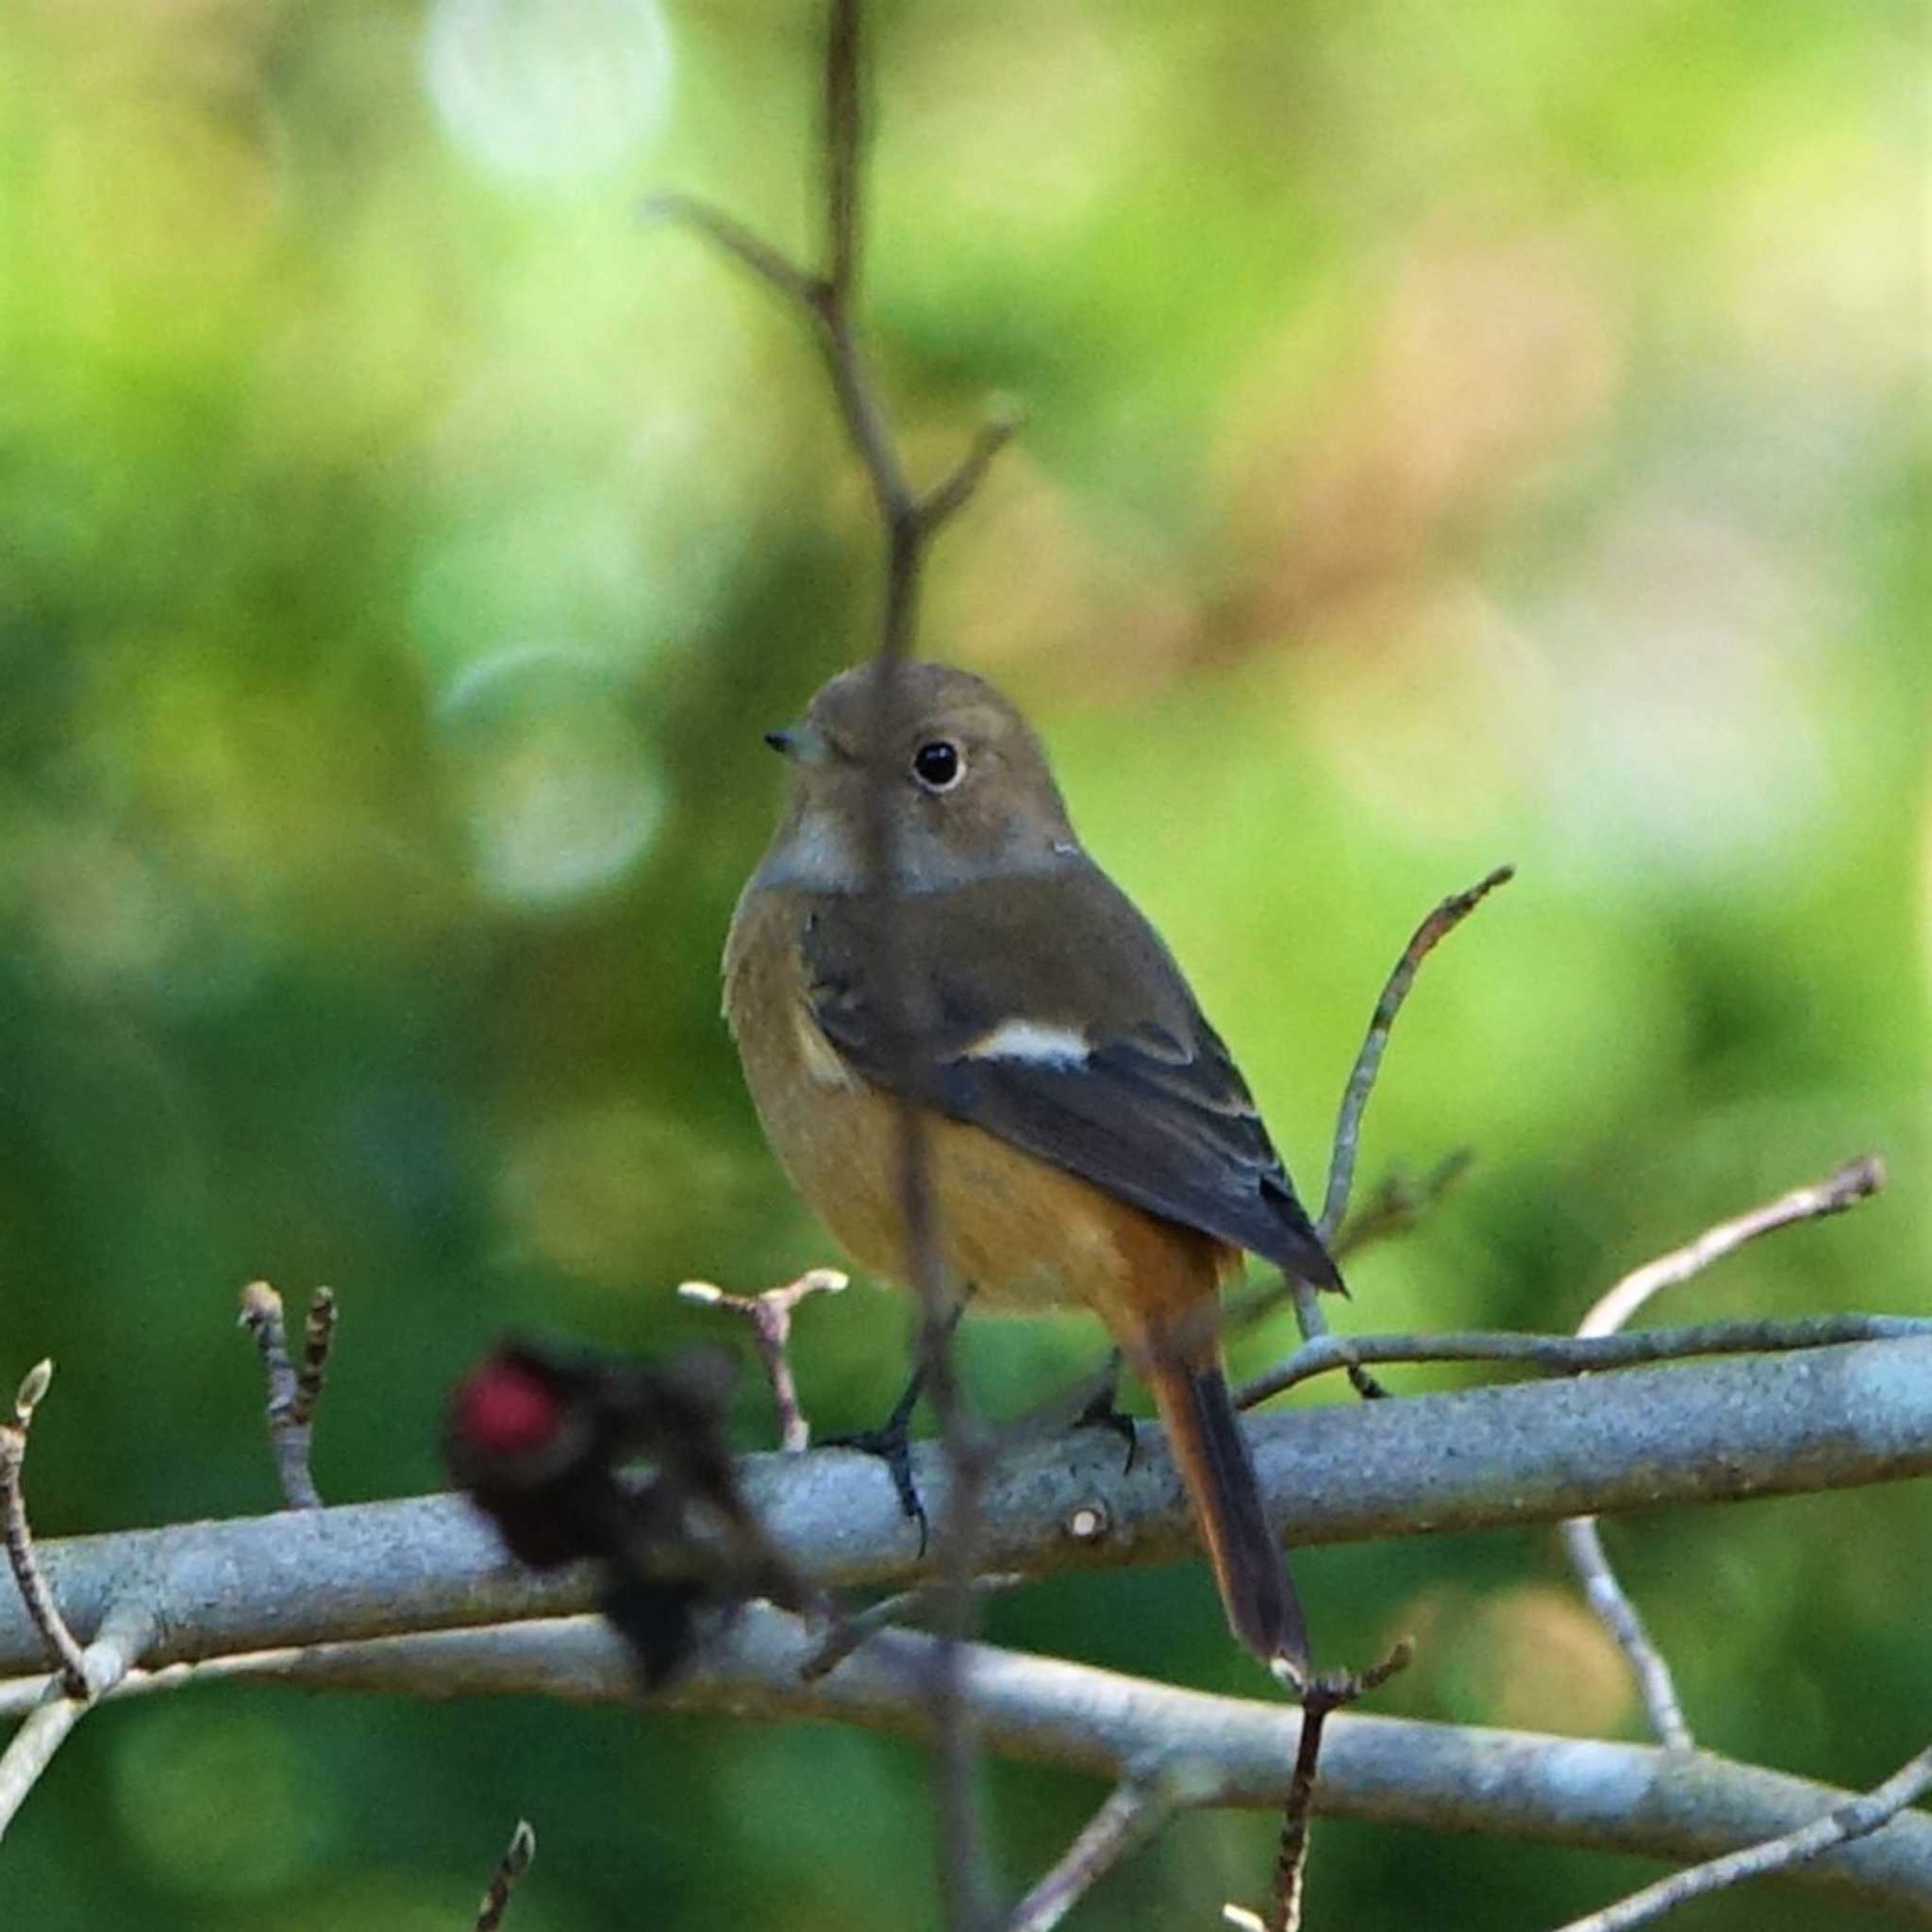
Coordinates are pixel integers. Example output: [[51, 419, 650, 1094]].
[[757, 660, 1077, 892]]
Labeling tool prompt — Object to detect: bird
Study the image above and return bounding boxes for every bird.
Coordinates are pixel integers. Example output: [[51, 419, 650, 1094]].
[[722, 658, 1341, 1670]]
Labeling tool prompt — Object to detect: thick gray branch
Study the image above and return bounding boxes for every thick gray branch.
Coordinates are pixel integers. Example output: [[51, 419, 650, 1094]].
[[4, 1338, 1927, 1674], [31, 1608, 1930, 1920]]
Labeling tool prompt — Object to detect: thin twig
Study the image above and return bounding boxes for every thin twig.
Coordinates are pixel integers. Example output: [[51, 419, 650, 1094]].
[[1279, 1280, 1385, 1400], [680, 1268, 849, 1453], [1227, 1147, 1472, 1347], [1577, 1154, 1884, 1341], [821, 0, 861, 306], [801, 1573, 1026, 1681], [1008, 1757, 1220, 1932], [1551, 1736, 1932, 1932], [1233, 1641, 1413, 1932], [1328, 1150, 1475, 1261], [1290, 866, 1513, 1400], [1316, 866, 1513, 1248], [0, 1596, 157, 1840], [238, 1281, 325, 1510], [655, 7, 1018, 1923], [0, 1369, 158, 1837], [292, 1287, 337, 1429], [474, 1818, 536, 1931], [0, 1360, 87, 1696], [1558, 1519, 1691, 1752], [637, 194, 819, 307], [812, 5, 988, 1918], [1560, 1154, 1887, 1752], [1235, 1312, 1930, 1410], [919, 406, 1025, 532]]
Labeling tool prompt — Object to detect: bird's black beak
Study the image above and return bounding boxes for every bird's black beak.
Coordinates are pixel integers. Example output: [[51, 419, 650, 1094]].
[[763, 722, 829, 762]]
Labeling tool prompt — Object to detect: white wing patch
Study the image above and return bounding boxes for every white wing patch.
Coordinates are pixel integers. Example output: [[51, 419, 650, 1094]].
[[792, 1007, 862, 1090], [962, 1019, 1091, 1067]]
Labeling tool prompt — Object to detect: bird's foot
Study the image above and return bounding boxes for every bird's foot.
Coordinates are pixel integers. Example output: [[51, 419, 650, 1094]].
[[823, 1365, 930, 1556], [1073, 1352, 1138, 1474]]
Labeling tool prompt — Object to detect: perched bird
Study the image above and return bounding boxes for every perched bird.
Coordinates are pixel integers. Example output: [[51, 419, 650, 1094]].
[[723, 660, 1341, 1669]]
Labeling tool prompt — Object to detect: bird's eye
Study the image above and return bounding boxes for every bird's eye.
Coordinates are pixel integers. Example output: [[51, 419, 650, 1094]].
[[911, 740, 963, 791]]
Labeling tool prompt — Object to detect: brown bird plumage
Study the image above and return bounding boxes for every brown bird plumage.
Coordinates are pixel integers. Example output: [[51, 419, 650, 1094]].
[[723, 660, 1341, 1669]]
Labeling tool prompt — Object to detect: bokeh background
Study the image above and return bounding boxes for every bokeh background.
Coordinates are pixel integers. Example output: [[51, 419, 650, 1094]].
[[3, 1, 1927, 1925]]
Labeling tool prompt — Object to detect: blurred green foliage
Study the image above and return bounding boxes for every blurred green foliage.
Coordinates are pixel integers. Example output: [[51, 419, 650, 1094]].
[[2, 1, 1926, 1925]]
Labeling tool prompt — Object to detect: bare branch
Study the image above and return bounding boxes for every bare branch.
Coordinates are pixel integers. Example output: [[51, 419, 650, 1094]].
[[1283, 867, 1513, 1400], [292, 1287, 337, 1430], [1280, 1277, 1385, 1404], [1578, 1154, 1885, 1341], [1560, 1155, 1888, 1751], [1241, 1641, 1414, 1932], [1235, 1313, 1930, 1410], [680, 1268, 849, 1453], [638, 194, 820, 309], [0, 1365, 159, 1837], [1552, 1736, 1932, 1932], [5, 1338, 1929, 1679], [1008, 1757, 1219, 1932], [1559, 1517, 1691, 1753], [474, 1818, 536, 1931], [645, 5, 1024, 1920], [43, 1607, 1928, 1920], [919, 405, 1025, 534], [801, 1573, 1026, 1682], [0, 1360, 88, 1695], [1326, 1150, 1475, 1261], [1317, 865, 1513, 1248], [818, 36, 999, 1929], [238, 1281, 325, 1510], [0, 1596, 156, 1840], [822, 0, 862, 305]]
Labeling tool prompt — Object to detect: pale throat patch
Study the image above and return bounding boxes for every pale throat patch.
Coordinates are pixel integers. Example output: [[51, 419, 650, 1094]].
[[755, 808, 861, 891], [962, 1018, 1091, 1067], [758, 807, 1085, 896]]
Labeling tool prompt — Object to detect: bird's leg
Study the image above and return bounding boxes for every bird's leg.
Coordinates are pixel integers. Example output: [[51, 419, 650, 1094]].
[[1072, 1348, 1138, 1474], [822, 1363, 931, 1552], [820, 1298, 970, 1557]]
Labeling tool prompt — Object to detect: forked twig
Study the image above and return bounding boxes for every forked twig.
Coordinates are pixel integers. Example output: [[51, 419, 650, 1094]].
[[1559, 1154, 1886, 1753], [1553, 1735, 1932, 1932], [0, 1596, 158, 1841], [0, 1363, 159, 1838], [681, 1268, 848, 1454], [239, 1281, 337, 1510], [1225, 1641, 1414, 1932], [1008, 1757, 1222, 1932]]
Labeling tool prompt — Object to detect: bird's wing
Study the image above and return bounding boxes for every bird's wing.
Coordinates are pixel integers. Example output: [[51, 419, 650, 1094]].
[[799, 865, 1341, 1288]]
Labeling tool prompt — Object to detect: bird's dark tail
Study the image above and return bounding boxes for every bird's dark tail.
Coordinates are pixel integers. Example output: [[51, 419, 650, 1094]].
[[1140, 1340, 1307, 1672]]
